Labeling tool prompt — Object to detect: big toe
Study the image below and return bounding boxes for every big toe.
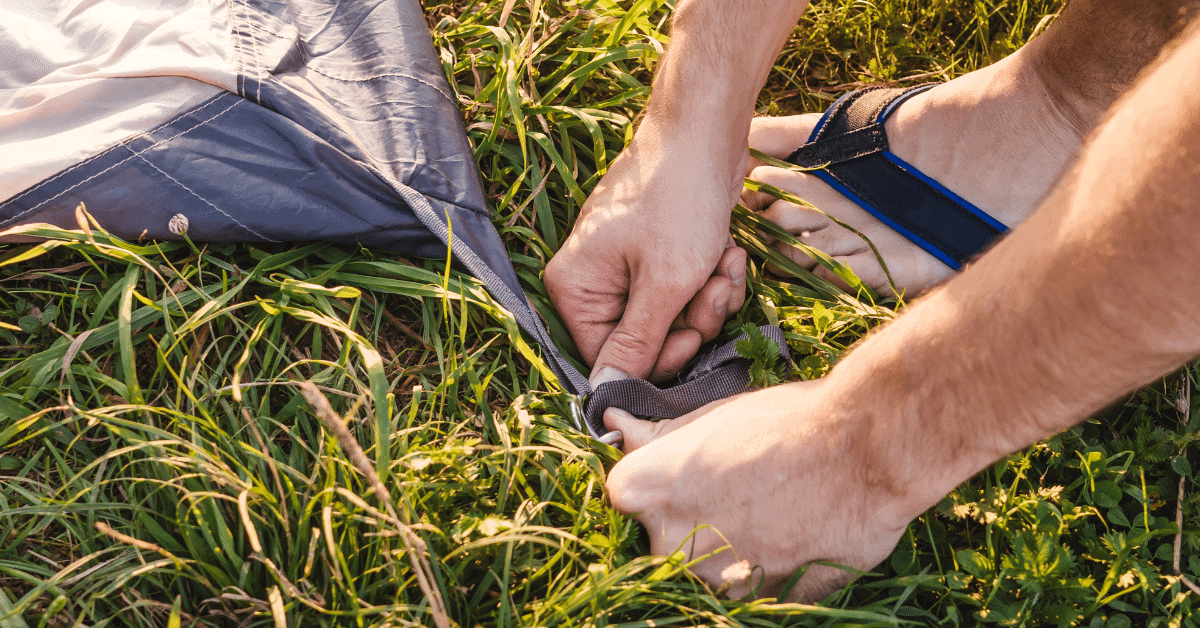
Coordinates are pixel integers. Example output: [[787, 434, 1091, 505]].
[[749, 113, 823, 162]]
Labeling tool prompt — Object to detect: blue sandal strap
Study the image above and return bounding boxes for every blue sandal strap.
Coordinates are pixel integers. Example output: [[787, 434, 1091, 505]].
[[783, 85, 1008, 270]]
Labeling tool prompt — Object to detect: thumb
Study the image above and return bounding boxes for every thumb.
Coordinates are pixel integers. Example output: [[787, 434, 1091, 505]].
[[604, 407, 706, 453], [605, 393, 750, 452]]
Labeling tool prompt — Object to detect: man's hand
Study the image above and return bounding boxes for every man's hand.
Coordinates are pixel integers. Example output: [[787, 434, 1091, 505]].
[[545, 121, 747, 381], [602, 379, 915, 601], [543, 0, 811, 381]]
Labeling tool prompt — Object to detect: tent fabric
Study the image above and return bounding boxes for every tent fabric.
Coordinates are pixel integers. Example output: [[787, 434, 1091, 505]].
[[0, 0, 782, 438], [0, 0, 593, 400], [0, 0, 233, 202], [1, 0, 487, 255]]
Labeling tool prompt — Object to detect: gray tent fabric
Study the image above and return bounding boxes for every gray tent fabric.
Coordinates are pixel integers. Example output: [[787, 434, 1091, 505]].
[[0, 0, 591, 399], [1, 0, 787, 439]]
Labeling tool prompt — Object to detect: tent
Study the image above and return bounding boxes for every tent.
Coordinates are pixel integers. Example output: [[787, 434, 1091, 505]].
[[0, 0, 783, 437]]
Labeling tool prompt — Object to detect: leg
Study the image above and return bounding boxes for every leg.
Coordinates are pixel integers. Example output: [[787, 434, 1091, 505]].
[[746, 0, 1200, 294], [1031, 0, 1200, 129]]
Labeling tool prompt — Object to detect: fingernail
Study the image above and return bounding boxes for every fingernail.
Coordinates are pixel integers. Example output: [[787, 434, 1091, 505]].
[[715, 291, 731, 317], [590, 366, 627, 388], [598, 430, 624, 447]]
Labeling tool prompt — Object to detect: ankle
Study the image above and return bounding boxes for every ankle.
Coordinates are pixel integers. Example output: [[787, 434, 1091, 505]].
[[1021, 0, 1200, 137], [1023, 38, 1117, 138]]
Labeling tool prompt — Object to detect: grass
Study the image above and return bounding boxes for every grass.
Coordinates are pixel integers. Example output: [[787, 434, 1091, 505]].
[[1, 0, 1198, 625]]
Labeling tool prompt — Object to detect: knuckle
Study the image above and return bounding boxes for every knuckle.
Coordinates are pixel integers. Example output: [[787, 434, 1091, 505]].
[[605, 328, 658, 360]]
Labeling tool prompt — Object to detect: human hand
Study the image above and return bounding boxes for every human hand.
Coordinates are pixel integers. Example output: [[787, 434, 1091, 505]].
[[545, 122, 748, 382], [602, 377, 920, 601]]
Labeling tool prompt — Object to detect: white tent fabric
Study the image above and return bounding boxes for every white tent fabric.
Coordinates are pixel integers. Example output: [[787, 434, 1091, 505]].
[[0, 0, 236, 202]]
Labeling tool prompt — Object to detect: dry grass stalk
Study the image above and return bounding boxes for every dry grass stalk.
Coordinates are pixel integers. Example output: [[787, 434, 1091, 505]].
[[298, 381, 450, 628], [95, 521, 182, 568], [1176, 475, 1200, 596]]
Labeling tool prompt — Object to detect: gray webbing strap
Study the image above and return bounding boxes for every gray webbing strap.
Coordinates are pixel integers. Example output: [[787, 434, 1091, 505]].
[[582, 325, 790, 437]]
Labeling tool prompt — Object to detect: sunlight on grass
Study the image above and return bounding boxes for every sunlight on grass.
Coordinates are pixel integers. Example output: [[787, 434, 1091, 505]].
[[2, 0, 1199, 626]]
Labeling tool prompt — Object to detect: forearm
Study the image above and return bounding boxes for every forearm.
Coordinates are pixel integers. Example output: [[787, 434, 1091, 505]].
[[638, 0, 809, 177], [826, 25, 1200, 519]]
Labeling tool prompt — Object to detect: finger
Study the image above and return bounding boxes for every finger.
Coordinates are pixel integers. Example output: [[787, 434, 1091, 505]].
[[669, 309, 688, 332], [683, 276, 732, 344], [593, 275, 689, 380], [649, 327, 702, 382], [603, 406, 711, 453], [590, 365, 628, 388], [604, 408, 671, 452], [748, 114, 823, 161], [544, 253, 621, 366], [674, 246, 746, 346], [719, 246, 748, 315], [718, 245, 747, 284]]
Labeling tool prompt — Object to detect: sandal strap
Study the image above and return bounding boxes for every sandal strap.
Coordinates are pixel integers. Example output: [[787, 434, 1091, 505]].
[[784, 85, 1008, 270]]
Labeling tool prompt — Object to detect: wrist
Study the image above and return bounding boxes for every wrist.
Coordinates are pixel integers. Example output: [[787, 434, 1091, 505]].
[[822, 294, 1025, 522], [625, 117, 750, 207]]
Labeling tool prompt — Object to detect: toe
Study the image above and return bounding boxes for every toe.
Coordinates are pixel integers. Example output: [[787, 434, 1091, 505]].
[[811, 251, 893, 295], [743, 165, 798, 209], [790, 224, 869, 259], [745, 166, 853, 217], [761, 197, 831, 236], [749, 114, 824, 162], [770, 223, 875, 275]]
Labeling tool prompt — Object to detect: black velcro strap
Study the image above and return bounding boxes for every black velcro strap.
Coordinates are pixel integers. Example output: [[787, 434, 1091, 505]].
[[583, 325, 790, 437], [785, 86, 901, 167], [821, 156, 1002, 266], [782, 86, 1005, 269], [785, 125, 887, 168]]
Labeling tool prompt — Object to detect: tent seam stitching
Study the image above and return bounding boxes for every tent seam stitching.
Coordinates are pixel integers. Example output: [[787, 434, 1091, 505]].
[[288, 61, 456, 105], [129, 152, 280, 242], [0, 99, 243, 228], [0, 96, 234, 210]]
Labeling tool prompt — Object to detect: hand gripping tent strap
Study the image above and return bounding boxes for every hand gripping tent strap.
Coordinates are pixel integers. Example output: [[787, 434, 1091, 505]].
[[0, 0, 779, 439], [582, 325, 791, 438], [784, 85, 1010, 270]]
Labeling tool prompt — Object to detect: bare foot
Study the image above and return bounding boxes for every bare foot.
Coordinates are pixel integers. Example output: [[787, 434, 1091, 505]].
[[744, 46, 1088, 295]]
